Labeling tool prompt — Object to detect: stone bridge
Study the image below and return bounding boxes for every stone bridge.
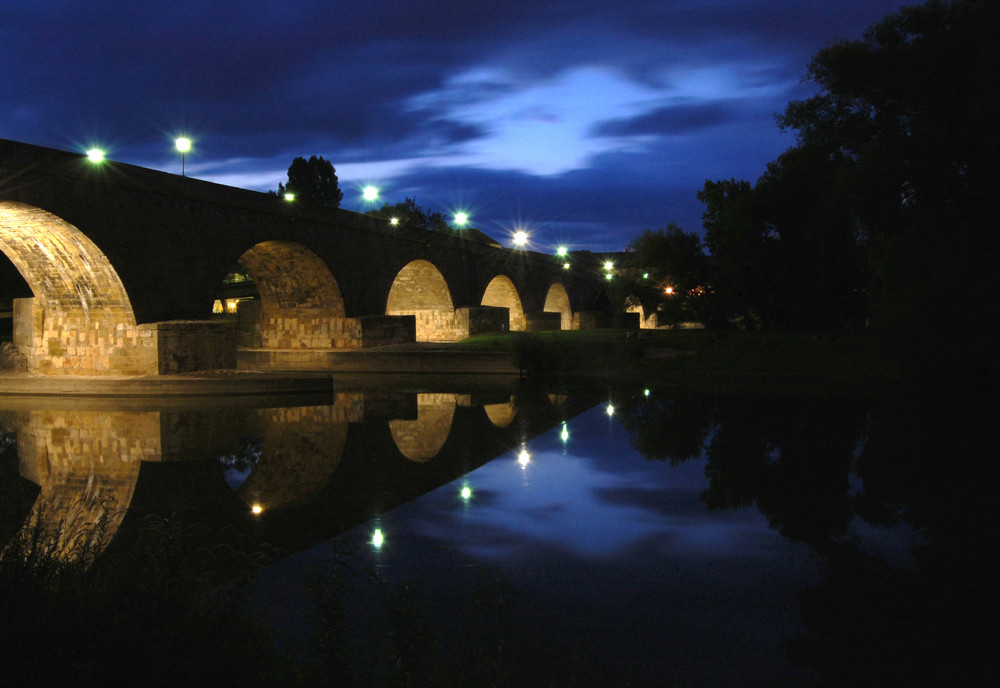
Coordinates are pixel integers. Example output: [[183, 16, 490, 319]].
[[0, 139, 611, 375]]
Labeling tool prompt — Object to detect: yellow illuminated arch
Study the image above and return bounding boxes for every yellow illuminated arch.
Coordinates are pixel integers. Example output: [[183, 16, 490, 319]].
[[389, 393, 456, 461], [386, 259, 458, 341], [238, 240, 346, 316], [0, 201, 145, 374], [543, 282, 573, 330], [481, 275, 525, 331]]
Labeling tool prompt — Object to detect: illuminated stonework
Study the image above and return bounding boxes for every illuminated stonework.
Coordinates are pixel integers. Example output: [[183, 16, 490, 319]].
[[237, 240, 353, 349], [236, 405, 350, 510], [386, 259, 461, 342], [543, 281, 574, 330], [481, 275, 525, 331], [389, 393, 457, 461], [1, 202, 156, 374]]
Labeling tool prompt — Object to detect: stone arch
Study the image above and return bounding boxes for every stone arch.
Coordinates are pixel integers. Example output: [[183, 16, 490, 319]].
[[235, 406, 349, 511], [483, 398, 517, 428], [386, 259, 459, 342], [625, 294, 652, 329], [0, 201, 154, 374], [389, 393, 456, 462], [543, 282, 573, 330], [481, 275, 525, 331], [237, 240, 347, 349]]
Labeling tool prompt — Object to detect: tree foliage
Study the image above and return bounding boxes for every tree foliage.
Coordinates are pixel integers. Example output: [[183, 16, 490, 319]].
[[276, 155, 343, 211], [778, 0, 999, 333], [691, 0, 997, 339], [368, 197, 451, 231]]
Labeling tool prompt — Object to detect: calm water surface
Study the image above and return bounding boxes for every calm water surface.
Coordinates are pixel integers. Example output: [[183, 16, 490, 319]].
[[1, 381, 990, 686]]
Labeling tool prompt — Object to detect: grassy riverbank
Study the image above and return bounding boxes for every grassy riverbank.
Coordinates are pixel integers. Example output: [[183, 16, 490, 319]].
[[457, 329, 899, 395]]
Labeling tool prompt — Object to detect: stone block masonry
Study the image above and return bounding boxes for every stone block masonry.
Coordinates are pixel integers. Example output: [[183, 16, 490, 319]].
[[13, 298, 236, 375]]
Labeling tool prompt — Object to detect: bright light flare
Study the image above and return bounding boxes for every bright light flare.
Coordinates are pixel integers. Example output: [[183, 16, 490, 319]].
[[175, 137, 192, 153], [556, 246, 568, 257], [517, 448, 530, 468], [86, 148, 105, 163], [454, 211, 469, 226], [603, 261, 614, 270], [512, 229, 529, 247], [560, 422, 569, 442], [460, 484, 473, 501], [606, 403, 615, 417], [372, 528, 384, 548], [284, 193, 295, 201], [362, 185, 379, 202], [389, 217, 399, 226], [250, 504, 264, 515]]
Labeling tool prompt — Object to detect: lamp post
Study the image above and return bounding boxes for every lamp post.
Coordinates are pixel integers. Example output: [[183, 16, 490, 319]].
[[175, 137, 191, 176], [362, 185, 379, 211]]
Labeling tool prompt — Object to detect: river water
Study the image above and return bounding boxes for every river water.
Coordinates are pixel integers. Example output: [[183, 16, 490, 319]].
[[0, 379, 991, 687]]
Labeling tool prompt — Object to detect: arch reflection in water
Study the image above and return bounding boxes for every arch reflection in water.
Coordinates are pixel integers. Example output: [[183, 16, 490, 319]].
[[388, 393, 458, 462], [1, 386, 587, 566], [0, 401, 243, 559]]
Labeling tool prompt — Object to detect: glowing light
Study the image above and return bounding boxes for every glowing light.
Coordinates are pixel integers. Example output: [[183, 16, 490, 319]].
[[605, 273, 613, 280], [212, 299, 224, 314], [372, 528, 384, 548], [225, 298, 239, 313], [454, 211, 469, 227], [362, 185, 379, 202], [603, 261, 613, 270], [86, 148, 105, 163], [389, 217, 399, 226], [517, 448, 530, 468], [175, 137, 192, 176], [643, 273, 649, 279], [563, 262, 570, 269], [644, 389, 651, 397], [560, 422, 569, 442], [284, 193, 295, 201], [460, 484, 473, 501], [250, 504, 263, 515], [556, 246, 568, 257], [664, 286, 675, 295], [606, 403, 615, 417], [512, 229, 529, 247]]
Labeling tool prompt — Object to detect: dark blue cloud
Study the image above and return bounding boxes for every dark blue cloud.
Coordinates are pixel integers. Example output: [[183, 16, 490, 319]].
[[2, 0, 908, 250]]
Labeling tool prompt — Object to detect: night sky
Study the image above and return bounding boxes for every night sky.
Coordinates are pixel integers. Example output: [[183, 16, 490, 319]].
[[3, 0, 905, 251]]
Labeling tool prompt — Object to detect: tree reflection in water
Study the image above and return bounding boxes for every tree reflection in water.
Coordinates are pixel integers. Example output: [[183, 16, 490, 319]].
[[617, 387, 994, 686]]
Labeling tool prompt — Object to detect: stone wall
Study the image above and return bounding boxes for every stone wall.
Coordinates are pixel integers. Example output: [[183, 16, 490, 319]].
[[457, 305, 509, 337], [14, 297, 158, 375], [150, 320, 237, 374], [239, 299, 415, 351], [526, 311, 562, 331], [574, 310, 610, 330]]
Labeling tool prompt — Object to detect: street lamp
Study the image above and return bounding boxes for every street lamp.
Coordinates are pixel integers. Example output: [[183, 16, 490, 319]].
[[512, 229, 528, 247], [175, 137, 191, 176], [454, 211, 469, 227], [361, 185, 379, 213], [86, 148, 105, 163]]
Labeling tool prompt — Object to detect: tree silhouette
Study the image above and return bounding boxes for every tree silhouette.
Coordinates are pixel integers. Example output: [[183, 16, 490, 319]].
[[276, 155, 343, 211]]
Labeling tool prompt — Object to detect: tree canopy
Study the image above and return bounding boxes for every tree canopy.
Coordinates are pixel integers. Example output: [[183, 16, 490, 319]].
[[368, 197, 451, 232], [275, 155, 343, 211], [684, 0, 997, 338]]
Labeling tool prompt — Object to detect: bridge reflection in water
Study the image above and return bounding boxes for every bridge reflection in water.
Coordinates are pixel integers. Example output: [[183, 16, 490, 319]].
[[0, 383, 590, 563]]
